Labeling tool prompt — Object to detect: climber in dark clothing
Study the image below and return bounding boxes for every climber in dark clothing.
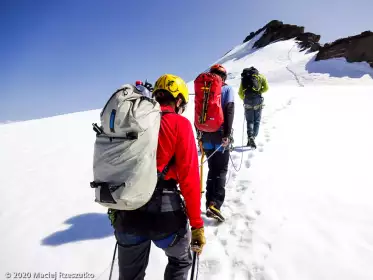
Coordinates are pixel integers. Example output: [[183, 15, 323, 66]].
[[199, 64, 235, 222]]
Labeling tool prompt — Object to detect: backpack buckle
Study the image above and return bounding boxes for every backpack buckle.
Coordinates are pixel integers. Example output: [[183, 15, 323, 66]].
[[92, 123, 104, 136], [90, 181, 100, 188], [90, 181, 124, 192], [126, 132, 138, 140]]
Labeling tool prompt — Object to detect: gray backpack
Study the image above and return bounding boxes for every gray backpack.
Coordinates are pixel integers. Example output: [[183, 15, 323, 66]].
[[90, 84, 161, 210]]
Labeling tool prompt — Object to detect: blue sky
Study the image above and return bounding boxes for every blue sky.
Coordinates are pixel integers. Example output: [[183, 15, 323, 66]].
[[1, 0, 372, 121]]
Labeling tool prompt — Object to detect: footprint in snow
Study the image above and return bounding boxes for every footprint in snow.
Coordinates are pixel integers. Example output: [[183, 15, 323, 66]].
[[232, 197, 245, 206], [245, 210, 260, 221], [238, 235, 253, 248], [257, 142, 265, 152], [250, 264, 266, 280], [220, 239, 228, 247], [199, 258, 222, 274], [236, 180, 250, 191]]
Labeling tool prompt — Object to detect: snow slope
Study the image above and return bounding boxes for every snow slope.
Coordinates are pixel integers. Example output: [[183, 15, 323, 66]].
[[1, 34, 373, 280], [213, 38, 373, 87]]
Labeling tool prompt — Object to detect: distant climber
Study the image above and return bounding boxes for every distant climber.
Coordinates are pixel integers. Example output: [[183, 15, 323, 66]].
[[238, 67, 269, 149]]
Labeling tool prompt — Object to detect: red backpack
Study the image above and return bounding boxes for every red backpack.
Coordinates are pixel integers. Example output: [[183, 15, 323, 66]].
[[194, 73, 224, 133]]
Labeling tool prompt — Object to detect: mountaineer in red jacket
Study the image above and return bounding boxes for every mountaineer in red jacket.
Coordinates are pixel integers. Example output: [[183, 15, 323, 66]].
[[112, 74, 205, 280]]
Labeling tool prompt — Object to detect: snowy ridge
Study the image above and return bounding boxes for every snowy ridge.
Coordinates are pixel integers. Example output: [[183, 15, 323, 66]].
[[1, 32, 373, 280], [214, 34, 373, 87]]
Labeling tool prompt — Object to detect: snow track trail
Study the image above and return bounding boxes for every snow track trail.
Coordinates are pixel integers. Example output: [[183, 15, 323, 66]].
[[286, 45, 305, 87], [198, 89, 296, 280]]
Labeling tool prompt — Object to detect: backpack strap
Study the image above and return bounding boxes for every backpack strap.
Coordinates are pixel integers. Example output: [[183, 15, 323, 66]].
[[157, 110, 176, 182], [157, 155, 175, 181]]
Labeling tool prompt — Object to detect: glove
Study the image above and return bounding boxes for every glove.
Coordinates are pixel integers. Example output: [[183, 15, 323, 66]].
[[191, 227, 206, 255], [221, 137, 230, 147]]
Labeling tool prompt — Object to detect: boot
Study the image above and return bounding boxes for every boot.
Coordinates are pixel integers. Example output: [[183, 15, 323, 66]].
[[247, 136, 256, 149], [206, 202, 225, 222]]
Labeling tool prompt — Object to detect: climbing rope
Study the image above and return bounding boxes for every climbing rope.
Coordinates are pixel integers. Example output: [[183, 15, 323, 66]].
[[199, 144, 223, 167], [229, 107, 246, 172]]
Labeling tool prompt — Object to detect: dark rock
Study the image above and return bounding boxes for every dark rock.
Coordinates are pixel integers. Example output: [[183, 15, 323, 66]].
[[296, 32, 321, 43], [243, 20, 321, 52], [316, 31, 373, 67], [243, 32, 256, 43], [296, 33, 321, 52]]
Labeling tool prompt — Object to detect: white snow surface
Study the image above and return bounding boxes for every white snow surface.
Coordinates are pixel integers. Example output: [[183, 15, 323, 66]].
[[1, 35, 373, 280]]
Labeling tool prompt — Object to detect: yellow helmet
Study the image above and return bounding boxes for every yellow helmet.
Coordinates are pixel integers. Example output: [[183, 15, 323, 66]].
[[153, 74, 189, 104]]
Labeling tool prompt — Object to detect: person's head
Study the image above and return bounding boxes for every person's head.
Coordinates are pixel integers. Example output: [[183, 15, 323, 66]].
[[135, 80, 143, 86], [153, 74, 189, 114], [210, 64, 227, 82]]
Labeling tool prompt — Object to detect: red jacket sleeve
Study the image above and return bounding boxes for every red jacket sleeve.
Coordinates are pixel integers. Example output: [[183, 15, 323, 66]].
[[175, 116, 204, 229]]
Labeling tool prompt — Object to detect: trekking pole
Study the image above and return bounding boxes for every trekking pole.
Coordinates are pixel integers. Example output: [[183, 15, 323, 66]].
[[109, 242, 118, 280], [190, 251, 198, 280]]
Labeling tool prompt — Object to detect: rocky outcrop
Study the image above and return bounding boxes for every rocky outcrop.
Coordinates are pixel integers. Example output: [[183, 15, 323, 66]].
[[296, 32, 321, 52], [243, 20, 321, 52], [243, 20, 373, 68], [315, 31, 373, 67]]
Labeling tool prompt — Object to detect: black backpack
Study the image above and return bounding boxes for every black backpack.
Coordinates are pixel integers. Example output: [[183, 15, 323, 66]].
[[241, 67, 260, 97]]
